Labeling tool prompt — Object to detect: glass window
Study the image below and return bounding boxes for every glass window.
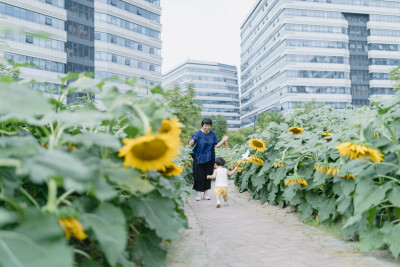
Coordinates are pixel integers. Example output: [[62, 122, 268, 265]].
[[45, 17, 52, 26]]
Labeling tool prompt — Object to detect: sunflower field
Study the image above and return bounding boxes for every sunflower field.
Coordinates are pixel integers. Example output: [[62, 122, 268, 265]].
[[0, 60, 189, 266], [224, 92, 400, 259]]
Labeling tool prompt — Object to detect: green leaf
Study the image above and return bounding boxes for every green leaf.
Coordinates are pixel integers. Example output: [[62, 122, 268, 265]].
[[283, 186, 297, 203], [117, 253, 136, 267], [336, 194, 352, 215], [79, 260, 102, 267], [0, 208, 19, 227], [0, 83, 52, 123], [270, 167, 287, 186], [388, 186, 400, 207], [317, 199, 336, 222], [133, 231, 166, 267], [298, 202, 313, 220], [101, 160, 153, 195], [359, 227, 385, 252], [63, 133, 121, 150], [151, 85, 164, 95], [380, 222, 400, 259], [250, 174, 266, 192], [129, 192, 184, 240], [24, 148, 94, 185], [0, 209, 73, 267], [0, 231, 73, 267], [44, 110, 112, 128], [85, 203, 127, 266], [354, 179, 391, 214]]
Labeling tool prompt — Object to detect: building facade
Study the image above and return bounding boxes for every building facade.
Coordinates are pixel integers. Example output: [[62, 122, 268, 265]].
[[163, 60, 241, 130], [0, 0, 161, 98], [240, 0, 400, 127]]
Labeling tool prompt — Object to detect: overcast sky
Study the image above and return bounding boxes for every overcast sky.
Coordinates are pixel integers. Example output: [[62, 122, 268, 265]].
[[161, 0, 256, 74]]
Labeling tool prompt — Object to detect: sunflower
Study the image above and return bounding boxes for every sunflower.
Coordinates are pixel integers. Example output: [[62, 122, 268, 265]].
[[158, 118, 181, 147], [326, 166, 340, 176], [184, 162, 191, 166], [248, 156, 264, 166], [68, 144, 77, 151], [249, 138, 267, 152], [285, 176, 308, 186], [118, 131, 180, 171], [373, 132, 380, 137], [336, 142, 384, 163], [273, 162, 284, 168], [322, 133, 334, 142], [58, 218, 87, 241], [314, 163, 328, 174], [310, 125, 315, 129], [289, 127, 304, 135], [161, 163, 184, 176], [237, 168, 242, 173], [342, 174, 355, 180]]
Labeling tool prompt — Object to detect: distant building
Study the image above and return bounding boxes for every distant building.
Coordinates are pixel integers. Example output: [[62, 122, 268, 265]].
[[0, 0, 161, 99], [163, 60, 241, 130], [240, 0, 400, 127]]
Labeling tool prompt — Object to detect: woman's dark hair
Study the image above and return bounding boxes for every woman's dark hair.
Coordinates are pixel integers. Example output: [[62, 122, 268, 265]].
[[201, 118, 212, 126], [215, 157, 225, 166]]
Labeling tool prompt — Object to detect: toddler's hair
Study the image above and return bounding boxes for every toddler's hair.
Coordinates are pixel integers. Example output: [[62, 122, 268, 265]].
[[215, 157, 226, 166]]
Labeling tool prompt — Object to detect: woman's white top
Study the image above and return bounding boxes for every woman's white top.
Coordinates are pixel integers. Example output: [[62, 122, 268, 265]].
[[215, 168, 228, 187]]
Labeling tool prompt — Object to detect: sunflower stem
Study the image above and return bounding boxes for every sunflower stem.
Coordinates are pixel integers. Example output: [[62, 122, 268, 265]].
[[385, 207, 392, 222], [19, 187, 40, 209], [44, 179, 57, 213], [132, 105, 150, 133], [359, 128, 366, 142]]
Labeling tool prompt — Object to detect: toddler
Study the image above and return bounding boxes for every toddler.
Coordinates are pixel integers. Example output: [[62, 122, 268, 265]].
[[207, 157, 238, 208]]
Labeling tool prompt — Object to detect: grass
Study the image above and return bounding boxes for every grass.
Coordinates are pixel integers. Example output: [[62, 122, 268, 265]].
[[302, 217, 345, 241]]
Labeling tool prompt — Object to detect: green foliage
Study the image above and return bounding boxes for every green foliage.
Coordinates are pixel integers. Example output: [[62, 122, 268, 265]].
[[226, 92, 400, 259], [255, 111, 284, 131], [209, 115, 227, 140], [389, 66, 400, 91], [0, 62, 190, 266], [226, 128, 253, 147], [162, 83, 203, 143]]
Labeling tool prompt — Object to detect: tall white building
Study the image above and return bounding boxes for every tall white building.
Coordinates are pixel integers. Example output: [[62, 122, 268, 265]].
[[0, 0, 66, 90], [163, 60, 241, 130], [240, 0, 400, 127], [94, 0, 162, 92], [0, 0, 161, 99]]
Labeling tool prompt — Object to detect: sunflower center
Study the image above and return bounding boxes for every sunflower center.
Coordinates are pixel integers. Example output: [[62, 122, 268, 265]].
[[132, 138, 168, 160], [160, 122, 171, 134], [252, 140, 263, 147], [291, 128, 301, 133]]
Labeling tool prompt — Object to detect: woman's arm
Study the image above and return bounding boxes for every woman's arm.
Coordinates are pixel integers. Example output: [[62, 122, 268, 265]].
[[227, 166, 238, 176], [215, 136, 229, 148], [188, 131, 199, 146], [207, 170, 217, 179]]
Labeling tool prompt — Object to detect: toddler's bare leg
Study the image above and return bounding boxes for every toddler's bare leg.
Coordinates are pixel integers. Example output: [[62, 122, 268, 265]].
[[223, 195, 228, 206], [215, 195, 220, 208]]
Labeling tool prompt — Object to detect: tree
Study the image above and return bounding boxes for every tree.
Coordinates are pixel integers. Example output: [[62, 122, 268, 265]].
[[209, 115, 227, 140], [389, 66, 400, 91], [255, 111, 284, 131], [226, 127, 253, 147], [162, 83, 203, 143]]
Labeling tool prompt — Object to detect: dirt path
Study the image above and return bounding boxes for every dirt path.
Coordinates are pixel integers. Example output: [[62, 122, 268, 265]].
[[167, 180, 399, 267]]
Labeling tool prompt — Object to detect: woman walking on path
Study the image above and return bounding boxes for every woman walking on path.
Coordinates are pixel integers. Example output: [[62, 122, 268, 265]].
[[188, 118, 229, 201]]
